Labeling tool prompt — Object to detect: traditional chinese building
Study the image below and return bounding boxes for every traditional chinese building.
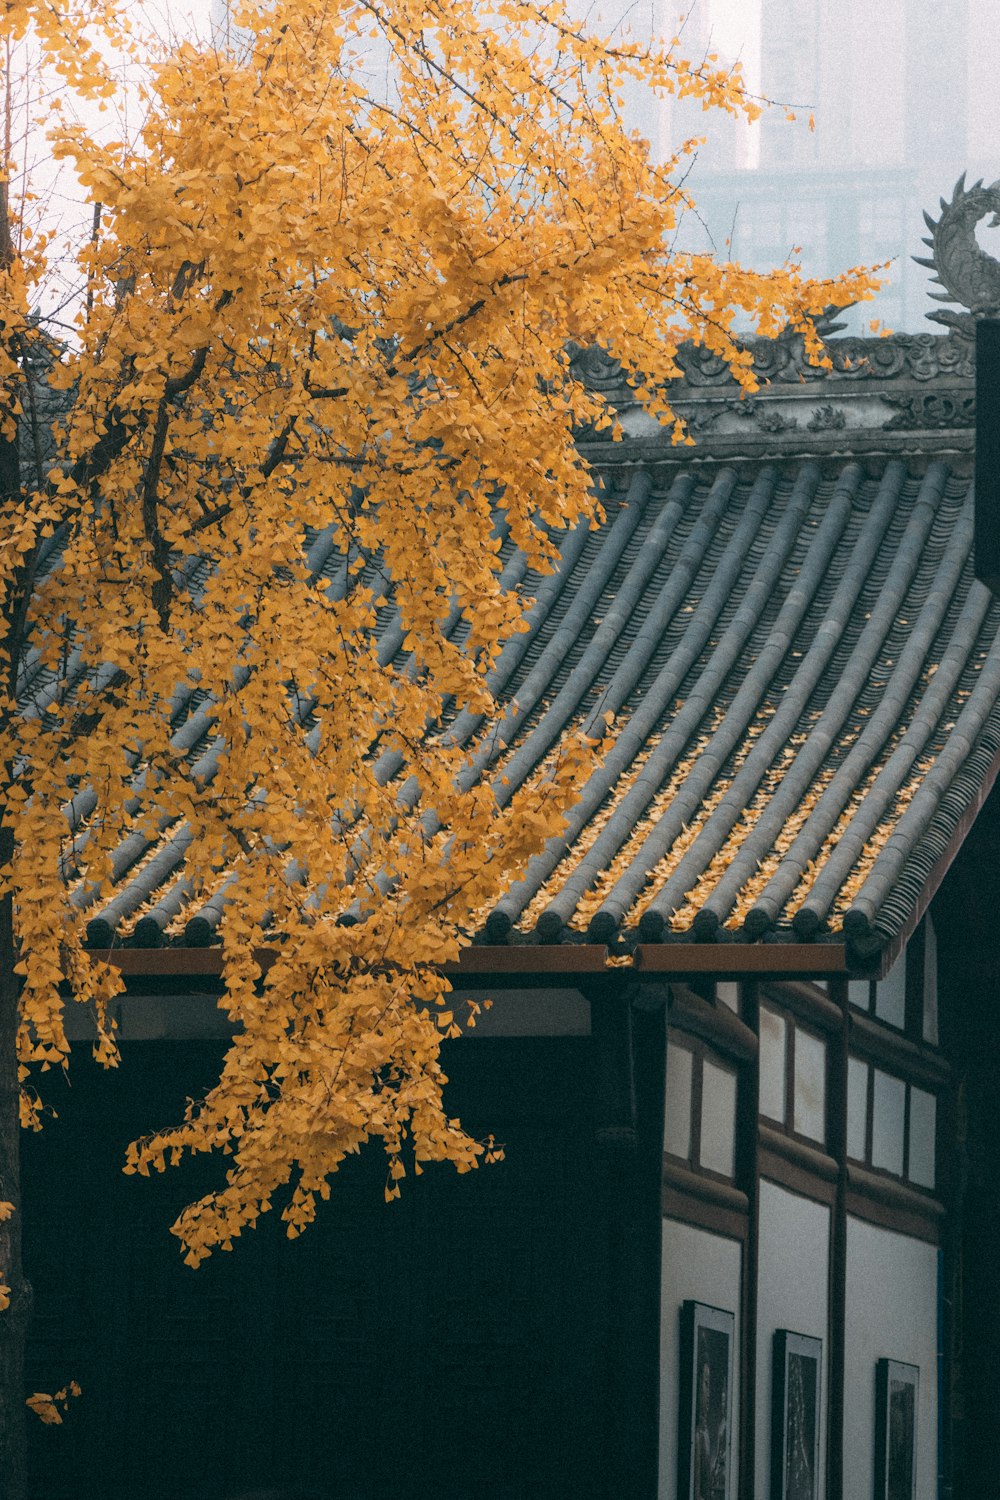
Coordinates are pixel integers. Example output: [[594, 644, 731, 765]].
[[23, 185, 1000, 1499]]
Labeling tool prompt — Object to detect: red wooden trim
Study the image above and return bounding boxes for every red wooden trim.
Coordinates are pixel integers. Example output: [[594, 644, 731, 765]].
[[89, 947, 230, 976], [89, 939, 850, 984], [635, 943, 848, 976], [88, 944, 612, 981]]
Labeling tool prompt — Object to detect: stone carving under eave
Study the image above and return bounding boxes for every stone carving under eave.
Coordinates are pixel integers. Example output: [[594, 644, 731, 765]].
[[881, 391, 977, 430]]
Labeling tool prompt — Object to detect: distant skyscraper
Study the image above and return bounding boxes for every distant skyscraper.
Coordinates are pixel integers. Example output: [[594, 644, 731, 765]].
[[663, 0, 999, 333]]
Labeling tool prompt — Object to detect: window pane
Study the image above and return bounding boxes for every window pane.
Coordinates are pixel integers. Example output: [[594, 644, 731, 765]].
[[908, 1087, 937, 1190], [716, 982, 739, 1012], [872, 1070, 906, 1176], [923, 918, 939, 1045], [759, 1005, 787, 1123], [700, 1059, 737, 1178], [847, 1056, 869, 1160], [664, 1042, 693, 1160], [793, 1026, 827, 1143], [875, 952, 906, 1029]]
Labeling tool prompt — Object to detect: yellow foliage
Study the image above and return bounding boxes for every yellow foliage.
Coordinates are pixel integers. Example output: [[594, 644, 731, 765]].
[[0, 0, 878, 1265], [25, 1382, 82, 1425]]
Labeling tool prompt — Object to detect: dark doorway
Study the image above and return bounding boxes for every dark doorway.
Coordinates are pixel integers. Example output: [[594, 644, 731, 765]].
[[23, 1035, 612, 1500]]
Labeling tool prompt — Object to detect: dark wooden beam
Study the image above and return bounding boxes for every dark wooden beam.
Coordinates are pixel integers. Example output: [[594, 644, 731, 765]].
[[669, 983, 759, 1061], [975, 317, 1000, 592]]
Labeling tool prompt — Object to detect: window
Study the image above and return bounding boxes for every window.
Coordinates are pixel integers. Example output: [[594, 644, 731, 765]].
[[859, 918, 939, 1042], [793, 1027, 826, 1142], [872, 1070, 906, 1175], [664, 1037, 738, 1181], [907, 1087, 937, 1189], [716, 982, 739, 1013], [760, 1006, 787, 1122], [665, 1042, 693, 1160], [845, 1056, 937, 1190], [847, 1056, 868, 1159], [875, 955, 906, 1029], [759, 1003, 827, 1146], [701, 1060, 738, 1178]]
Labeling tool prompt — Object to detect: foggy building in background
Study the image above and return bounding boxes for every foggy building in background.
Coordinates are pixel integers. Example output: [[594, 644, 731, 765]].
[[664, 0, 1000, 333]]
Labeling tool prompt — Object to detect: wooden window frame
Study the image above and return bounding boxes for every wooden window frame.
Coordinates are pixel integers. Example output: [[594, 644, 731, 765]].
[[664, 1032, 740, 1190], [848, 1055, 941, 1197], [757, 988, 832, 1155], [860, 917, 940, 1045]]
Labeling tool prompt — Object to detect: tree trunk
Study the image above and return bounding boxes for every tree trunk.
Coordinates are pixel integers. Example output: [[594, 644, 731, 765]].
[[0, 838, 29, 1500]]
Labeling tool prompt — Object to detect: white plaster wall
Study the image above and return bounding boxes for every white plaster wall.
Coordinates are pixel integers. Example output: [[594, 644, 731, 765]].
[[659, 1220, 742, 1500], [844, 1218, 938, 1500], [755, 1181, 830, 1500]]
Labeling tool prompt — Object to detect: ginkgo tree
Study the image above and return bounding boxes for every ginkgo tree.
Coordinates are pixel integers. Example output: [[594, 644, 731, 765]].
[[0, 0, 878, 1489]]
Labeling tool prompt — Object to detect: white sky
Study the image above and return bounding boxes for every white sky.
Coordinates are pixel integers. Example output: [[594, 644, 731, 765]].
[[700, 0, 761, 83]]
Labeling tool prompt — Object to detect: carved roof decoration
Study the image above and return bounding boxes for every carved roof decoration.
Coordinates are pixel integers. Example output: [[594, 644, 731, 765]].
[[570, 323, 981, 465], [914, 173, 1000, 331]]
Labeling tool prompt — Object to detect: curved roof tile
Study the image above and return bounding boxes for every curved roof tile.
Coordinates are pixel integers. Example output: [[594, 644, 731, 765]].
[[482, 456, 997, 951]]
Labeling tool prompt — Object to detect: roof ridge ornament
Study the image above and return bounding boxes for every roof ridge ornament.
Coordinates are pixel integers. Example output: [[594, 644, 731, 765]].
[[915, 172, 1000, 332]]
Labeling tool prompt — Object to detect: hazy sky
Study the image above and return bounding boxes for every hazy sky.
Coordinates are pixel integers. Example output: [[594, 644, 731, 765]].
[[699, 0, 761, 82]]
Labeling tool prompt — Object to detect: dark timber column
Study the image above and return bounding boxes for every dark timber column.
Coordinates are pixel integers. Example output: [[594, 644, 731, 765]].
[[584, 977, 668, 1500], [826, 976, 850, 1500], [943, 943, 1000, 1498], [974, 318, 1000, 591], [737, 981, 761, 1500]]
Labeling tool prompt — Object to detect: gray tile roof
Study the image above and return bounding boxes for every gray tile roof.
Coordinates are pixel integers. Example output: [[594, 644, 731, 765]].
[[52, 327, 1000, 966], [478, 454, 999, 954]]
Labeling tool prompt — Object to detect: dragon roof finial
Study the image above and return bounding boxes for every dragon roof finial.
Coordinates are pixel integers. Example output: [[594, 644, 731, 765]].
[[914, 173, 1000, 332]]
